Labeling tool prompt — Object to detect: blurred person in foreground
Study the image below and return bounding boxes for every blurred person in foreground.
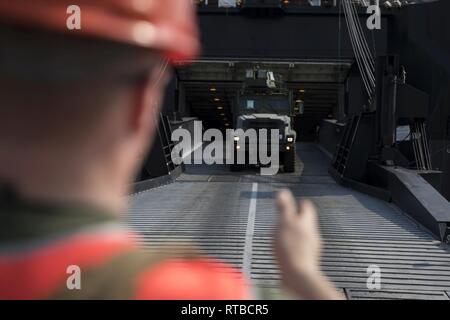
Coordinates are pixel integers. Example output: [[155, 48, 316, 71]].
[[0, 0, 342, 300]]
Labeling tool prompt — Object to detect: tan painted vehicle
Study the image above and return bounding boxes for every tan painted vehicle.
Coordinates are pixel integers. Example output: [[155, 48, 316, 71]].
[[231, 68, 302, 173]]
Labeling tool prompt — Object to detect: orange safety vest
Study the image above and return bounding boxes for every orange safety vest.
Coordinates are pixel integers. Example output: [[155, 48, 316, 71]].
[[0, 195, 250, 300]]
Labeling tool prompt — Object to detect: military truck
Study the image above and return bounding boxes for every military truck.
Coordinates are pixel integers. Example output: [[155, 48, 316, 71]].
[[230, 68, 302, 173]]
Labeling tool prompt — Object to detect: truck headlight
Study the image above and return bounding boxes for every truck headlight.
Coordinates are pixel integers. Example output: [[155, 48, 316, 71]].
[[234, 136, 240, 142], [287, 137, 294, 143]]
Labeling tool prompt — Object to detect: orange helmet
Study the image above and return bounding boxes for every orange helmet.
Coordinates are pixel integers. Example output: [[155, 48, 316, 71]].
[[0, 0, 200, 63]]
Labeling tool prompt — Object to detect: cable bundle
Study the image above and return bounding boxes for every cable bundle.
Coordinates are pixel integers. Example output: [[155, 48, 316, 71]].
[[342, 0, 376, 102]]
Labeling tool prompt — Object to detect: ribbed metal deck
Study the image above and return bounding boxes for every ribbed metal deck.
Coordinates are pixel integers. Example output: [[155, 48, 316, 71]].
[[125, 143, 450, 300]]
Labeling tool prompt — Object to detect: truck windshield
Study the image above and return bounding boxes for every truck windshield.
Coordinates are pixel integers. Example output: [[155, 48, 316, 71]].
[[239, 96, 290, 115]]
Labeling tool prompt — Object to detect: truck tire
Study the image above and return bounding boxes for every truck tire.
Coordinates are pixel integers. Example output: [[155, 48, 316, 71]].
[[283, 147, 296, 173]]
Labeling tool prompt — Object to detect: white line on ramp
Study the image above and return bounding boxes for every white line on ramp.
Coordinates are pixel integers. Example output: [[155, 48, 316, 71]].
[[243, 182, 258, 279]]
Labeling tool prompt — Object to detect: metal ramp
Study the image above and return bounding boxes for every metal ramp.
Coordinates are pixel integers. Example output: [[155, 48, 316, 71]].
[[125, 143, 450, 300]]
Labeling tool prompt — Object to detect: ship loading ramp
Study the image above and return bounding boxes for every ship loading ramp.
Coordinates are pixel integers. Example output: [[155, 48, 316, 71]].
[[125, 143, 450, 300]]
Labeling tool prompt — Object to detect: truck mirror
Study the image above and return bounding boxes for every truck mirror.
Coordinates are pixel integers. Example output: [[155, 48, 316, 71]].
[[294, 100, 304, 115]]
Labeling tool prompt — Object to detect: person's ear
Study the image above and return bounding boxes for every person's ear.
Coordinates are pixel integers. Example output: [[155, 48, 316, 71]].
[[128, 77, 160, 136], [128, 64, 171, 136]]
